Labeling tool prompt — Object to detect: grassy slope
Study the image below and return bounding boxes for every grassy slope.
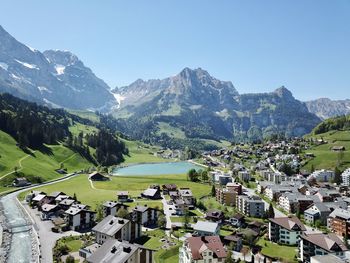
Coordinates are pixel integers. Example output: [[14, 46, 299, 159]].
[[303, 130, 350, 171], [256, 238, 297, 262], [0, 130, 93, 194]]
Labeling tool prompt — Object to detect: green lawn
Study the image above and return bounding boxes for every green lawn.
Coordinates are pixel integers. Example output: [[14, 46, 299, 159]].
[[94, 174, 211, 199], [303, 130, 350, 171], [256, 238, 297, 263], [66, 239, 83, 252]]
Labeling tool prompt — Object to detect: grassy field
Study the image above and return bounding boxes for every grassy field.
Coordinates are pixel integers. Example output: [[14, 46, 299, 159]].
[[94, 174, 211, 199], [256, 238, 297, 263], [0, 131, 93, 194], [122, 139, 168, 164], [303, 130, 350, 171]]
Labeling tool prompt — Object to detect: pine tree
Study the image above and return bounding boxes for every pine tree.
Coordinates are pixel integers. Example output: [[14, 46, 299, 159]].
[[211, 185, 216, 197], [334, 167, 342, 185], [268, 203, 275, 218]]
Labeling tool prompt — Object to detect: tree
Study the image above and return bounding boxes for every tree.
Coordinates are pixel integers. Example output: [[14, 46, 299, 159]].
[[310, 164, 315, 173], [65, 255, 75, 263], [334, 167, 342, 185], [157, 214, 166, 229], [267, 203, 275, 219], [224, 250, 234, 263], [211, 185, 216, 197], [184, 209, 191, 229], [188, 169, 199, 182], [337, 151, 345, 167], [95, 202, 104, 222], [344, 232, 349, 249], [116, 207, 129, 219], [201, 170, 209, 182], [73, 193, 77, 201]]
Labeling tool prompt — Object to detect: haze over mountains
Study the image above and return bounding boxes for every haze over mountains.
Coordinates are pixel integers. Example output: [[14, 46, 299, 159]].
[[0, 25, 349, 146]]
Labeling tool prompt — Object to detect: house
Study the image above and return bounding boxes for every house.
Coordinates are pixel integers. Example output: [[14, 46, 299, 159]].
[[54, 194, 70, 203], [117, 191, 129, 202], [48, 191, 66, 199], [269, 216, 306, 245], [226, 182, 242, 195], [25, 191, 46, 203], [162, 184, 177, 194], [88, 171, 109, 181], [327, 208, 350, 237], [310, 254, 346, 263], [223, 234, 243, 252], [141, 188, 161, 200], [92, 215, 141, 244], [205, 210, 225, 223], [218, 174, 232, 186], [12, 177, 30, 187], [299, 233, 348, 263], [236, 195, 265, 218], [178, 188, 195, 209], [58, 199, 76, 211], [132, 205, 158, 227], [86, 239, 154, 263], [192, 221, 220, 236], [179, 236, 227, 263], [102, 201, 129, 217], [31, 193, 47, 206], [228, 214, 245, 227], [331, 146, 345, 152], [41, 204, 59, 220], [174, 199, 186, 215], [64, 206, 96, 231], [304, 202, 333, 225]]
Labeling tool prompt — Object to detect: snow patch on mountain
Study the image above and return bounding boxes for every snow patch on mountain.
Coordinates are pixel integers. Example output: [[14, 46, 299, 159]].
[[15, 59, 39, 70], [55, 64, 65, 75], [0, 62, 8, 70], [113, 93, 125, 109]]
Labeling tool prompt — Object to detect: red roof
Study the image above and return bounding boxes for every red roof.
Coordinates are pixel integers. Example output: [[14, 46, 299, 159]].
[[187, 236, 227, 260]]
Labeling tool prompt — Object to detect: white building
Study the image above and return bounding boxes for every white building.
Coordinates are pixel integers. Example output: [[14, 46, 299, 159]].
[[341, 168, 350, 186], [309, 169, 334, 182], [269, 216, 306, 245]]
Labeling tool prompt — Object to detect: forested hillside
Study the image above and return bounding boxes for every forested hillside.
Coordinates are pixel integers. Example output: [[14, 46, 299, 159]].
[[312, 115, 350, 135]]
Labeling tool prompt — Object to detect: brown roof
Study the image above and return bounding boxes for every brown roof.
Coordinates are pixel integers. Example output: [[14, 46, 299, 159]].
[[187, 236, 226, 260], [269, 216, 306, 231], [301, 233, 348, 252]]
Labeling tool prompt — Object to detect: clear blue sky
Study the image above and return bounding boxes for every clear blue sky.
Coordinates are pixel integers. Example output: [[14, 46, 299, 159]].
[[1, 1, 349, 100]]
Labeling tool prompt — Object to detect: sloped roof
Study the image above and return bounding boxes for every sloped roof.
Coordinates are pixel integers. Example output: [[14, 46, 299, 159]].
[[187, 236, 226, 260], [92, 215, 129, 236], [301, 233, 348, 252], [269, 216, 306, 231], [193, 221, 219, 233]]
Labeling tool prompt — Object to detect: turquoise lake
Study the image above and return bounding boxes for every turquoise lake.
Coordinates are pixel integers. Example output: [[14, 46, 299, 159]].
[[112, 161, 203, 176]]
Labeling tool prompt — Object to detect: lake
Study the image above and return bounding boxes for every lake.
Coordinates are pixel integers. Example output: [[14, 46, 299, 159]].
[[111, 161, 204, 176]]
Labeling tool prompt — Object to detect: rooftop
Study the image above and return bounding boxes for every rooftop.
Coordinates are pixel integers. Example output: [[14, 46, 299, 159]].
[[187, 236, 226, 260], [269, 216, 306, 231], [92, 215, 129, 236]]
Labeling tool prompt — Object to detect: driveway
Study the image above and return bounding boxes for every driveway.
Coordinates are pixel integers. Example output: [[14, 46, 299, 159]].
[[161, 195, 172, 230]]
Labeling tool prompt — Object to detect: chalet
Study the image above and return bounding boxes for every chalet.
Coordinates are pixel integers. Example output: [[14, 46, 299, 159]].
[[64, 206, 96, 231], [48, 191, 66, 199], [304, 202, 332, 225], [141, 188, 161, 200], [92, 215, 141, 244], [331, 146, 345, 152], [269, 216, 306, 245], [132, 205, 158, 227], [86, 239, 154, 263], [205, 210, 225, 223], [102, 201, 129, 217], [223, 234, 243, 252], [12, 177, 30, 187], [179, 236, 226, 263], [41, 204, 59, 220], [228, 214, 245, 227], [162, 184, 177, 194], [117, 191, 129, 202], [58, 198, 76, 211], [88, 172, 109, 181]]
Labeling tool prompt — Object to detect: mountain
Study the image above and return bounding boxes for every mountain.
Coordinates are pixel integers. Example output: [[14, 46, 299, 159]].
[[113, 68, 321, 149], [305, 98, 350, 120], [0, 25, 116, 110], [311, 114, 350, 135]]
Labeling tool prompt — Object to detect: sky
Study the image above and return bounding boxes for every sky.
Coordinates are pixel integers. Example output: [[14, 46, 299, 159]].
[[0, 1, 349, 101]]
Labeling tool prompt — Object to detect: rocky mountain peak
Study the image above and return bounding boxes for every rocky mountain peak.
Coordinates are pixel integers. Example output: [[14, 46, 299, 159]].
[[273, 86, 294, 98], [43, 50, 80, 66]]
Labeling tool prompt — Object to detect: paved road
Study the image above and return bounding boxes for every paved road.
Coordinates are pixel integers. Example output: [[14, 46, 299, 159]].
[[161, 195, 172, 230]]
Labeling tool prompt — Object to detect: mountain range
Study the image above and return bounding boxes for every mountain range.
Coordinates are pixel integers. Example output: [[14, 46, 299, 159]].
[[0, 25, 116, 110], [0, 25, 349, 147]]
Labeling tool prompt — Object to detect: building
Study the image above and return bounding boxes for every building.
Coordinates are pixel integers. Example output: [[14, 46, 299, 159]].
[[299, 232, 348, 263], [41, 204, 59, 220], [88, 171, 109, 181], [310, 254, 346, 263], [117, 191, 129, 202], [269, 216, 306, 245], [178, 188, 195, 209], [309, 169, 335, 182], [226, 182, 242, 194], [162, 184, 177, 194], [141, 188, 161, 200], [238, 170, 251, 182], [179, 236, 227, 263], [216, 187, 238, 206], [64, 206, 96, 231], [236, 195, 265, 218], [12, 177, 30, 187], [102, 201, 129, 217], [132, 205, 158, 227], [218, 174, 232, 186], [341, 168, 350, 186], [86, 239, 154, 263], [304, 203, 332, 225], [327, 208, 350, 237], [92, 215, 141, 244], [192, 221, 220, 236], [205, 210, 225, 223]]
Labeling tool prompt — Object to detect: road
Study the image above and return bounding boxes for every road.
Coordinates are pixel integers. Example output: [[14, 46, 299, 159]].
[[161, 195, 173, 236]]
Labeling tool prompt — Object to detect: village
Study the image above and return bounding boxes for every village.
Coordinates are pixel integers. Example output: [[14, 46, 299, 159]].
[[15, 136, 350, 263]]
